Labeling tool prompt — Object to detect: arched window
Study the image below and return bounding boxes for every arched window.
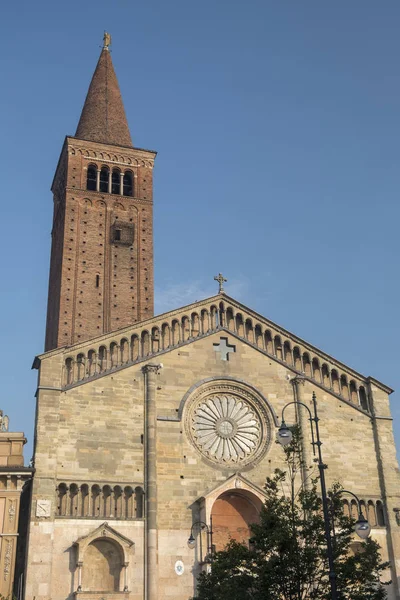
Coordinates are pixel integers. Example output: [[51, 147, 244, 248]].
[[303, 352, 311, 376], [77, 353, 85, 381], [367, 501, 376, 526], [114, 486, 123, 518], [235, 314, 244, 337], [312, 358, 321, 382], [88, 350, 96, 376], [293, 347, 301, 370], [65, 358, 73, 385], [91, 485, 101, 516], [69, 483, 79, 516], [350, 499, 358, 520], [283, 341, 292, 364], [57, 483, 68, 516], [349, 380, 358, 403], [182, 317, 190, 342], [87, 165, 97, 191], [321, 364, 331, 388], [103, 485, 112, 518], [124, 486, 134, 518], [245, 319, 254, 343], [201, 310, 210, 334], [81, 484, 89, 517], [274, 336, 282, 359], [342, 499, 350, 519], [141, 331, 150, 356], [110, 342, 118, 368], [359, 386, 369, 411], [161, 323, 170, 349], [112, 169, 121, 195], [192, 312, 200, 337], [340, 374, 349, 400], [98, 346, 107, 372], [100, 167, 109, 193], [376, 501, 385, 526], [120, 338, 129, 364], [131, 335, 139, 361], [255, 325, 263, 349], [331, 370, 340, 394], [265, 331, 273, 353], [123, 171, 133, 196], [135, 486, 144, 518], [151, 327, 160, 353]]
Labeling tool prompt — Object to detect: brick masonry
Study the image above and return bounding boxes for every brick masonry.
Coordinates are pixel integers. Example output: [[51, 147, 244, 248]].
[[45, 137, 156, 350]]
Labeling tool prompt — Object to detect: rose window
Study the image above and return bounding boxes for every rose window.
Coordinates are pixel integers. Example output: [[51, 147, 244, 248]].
[[191, 394, 262, 464]]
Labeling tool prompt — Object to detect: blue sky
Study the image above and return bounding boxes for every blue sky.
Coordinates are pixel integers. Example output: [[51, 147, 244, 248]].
[[0, 0, 399, 460]]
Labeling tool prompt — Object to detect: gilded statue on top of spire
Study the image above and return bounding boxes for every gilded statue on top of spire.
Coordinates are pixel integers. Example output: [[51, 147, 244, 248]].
[[103, 32, 112, 49]]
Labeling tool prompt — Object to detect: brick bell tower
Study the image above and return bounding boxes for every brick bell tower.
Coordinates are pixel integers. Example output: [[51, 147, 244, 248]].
[[45, 34, 156, 351]]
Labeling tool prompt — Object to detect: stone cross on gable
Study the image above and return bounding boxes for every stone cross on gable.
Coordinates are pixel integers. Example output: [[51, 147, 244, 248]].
[[213, 337, 236, 361], [214, 273, 227, 294]]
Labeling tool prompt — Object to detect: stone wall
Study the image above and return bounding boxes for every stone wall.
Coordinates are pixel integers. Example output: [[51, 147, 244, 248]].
[[25, 323, 400, 600]]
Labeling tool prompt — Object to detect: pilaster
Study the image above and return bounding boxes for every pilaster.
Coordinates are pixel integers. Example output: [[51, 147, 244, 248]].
[[142, 364, 162, 600]]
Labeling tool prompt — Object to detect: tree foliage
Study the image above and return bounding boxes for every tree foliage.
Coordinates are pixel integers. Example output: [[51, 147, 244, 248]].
[[193, 428, 390, 600]]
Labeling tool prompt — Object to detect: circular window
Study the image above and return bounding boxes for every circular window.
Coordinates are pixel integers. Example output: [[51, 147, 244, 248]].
[[184, 381, 272, 468]]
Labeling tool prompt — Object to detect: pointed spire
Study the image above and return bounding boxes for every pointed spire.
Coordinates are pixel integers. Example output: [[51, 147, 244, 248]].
[[75, 34, 133, 147]]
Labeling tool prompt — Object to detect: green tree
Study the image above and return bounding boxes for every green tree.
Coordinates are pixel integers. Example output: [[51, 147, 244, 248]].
[[193, 429, 390, 600]]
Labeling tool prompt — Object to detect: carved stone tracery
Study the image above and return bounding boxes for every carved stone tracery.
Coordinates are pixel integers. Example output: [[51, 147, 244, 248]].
[[185, 381, 272, 468]]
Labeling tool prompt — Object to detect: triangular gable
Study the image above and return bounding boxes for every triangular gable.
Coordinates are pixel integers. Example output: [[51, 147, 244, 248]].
[[33, 293, 392, 411], [192, 472, 266, 525], [196, 472, 266, 504], [74, 521, 134, 565]]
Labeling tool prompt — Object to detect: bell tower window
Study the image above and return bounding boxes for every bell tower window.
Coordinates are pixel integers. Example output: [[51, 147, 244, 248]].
[[87, 165, 97, 191], [112, 169, 121, 194], [123, 171, 133, 197], [99, 167, 109, 193]]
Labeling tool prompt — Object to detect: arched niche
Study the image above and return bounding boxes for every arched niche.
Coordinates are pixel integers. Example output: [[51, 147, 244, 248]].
[[84, 538, 122, 591], [73, 522, 134, 595]]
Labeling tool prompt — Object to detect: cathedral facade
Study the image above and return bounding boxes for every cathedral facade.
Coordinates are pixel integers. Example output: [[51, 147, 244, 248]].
[[24, 37, 400, 600]]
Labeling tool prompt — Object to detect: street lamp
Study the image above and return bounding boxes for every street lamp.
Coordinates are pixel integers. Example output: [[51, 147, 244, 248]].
[[277, 393, 372, 599], [331, 490, 371, 540], [277, 392, 338, 600], [188, 518, 214, 563]]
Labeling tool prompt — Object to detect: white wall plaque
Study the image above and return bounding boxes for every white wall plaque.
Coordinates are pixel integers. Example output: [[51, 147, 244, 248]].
[[175, 560, 184, 576], [36, 499, 51, 518]]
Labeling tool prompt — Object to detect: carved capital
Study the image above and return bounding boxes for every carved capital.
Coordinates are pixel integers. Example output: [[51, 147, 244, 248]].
[[291, 375, 305, 387], [142, 364, 162, 375]]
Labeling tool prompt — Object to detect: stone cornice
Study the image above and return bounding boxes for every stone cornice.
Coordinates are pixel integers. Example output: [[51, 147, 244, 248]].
[[67, 136, 157, 159]]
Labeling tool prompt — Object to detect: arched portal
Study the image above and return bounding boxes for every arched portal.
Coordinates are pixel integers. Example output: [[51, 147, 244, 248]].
[[211, 490, 262, 551]]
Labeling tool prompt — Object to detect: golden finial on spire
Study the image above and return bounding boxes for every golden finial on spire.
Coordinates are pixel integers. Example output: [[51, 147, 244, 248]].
[[103, 31, 112, 50]]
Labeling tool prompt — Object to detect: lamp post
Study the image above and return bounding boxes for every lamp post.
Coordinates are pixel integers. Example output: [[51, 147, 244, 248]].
[[188, 518, 214, 564], [277, 392, 338, 600], [330, 490, 371, 540]]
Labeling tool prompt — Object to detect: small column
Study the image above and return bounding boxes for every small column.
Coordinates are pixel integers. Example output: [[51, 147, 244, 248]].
[[142, 364, 162, 600], [77, 562, 83, 591], [291, 377, 312, 491], [96, 169, 100, 192], [120, 171, 124, 196], [123, 562, 129, 591], [108, 171, 112, 194], [219, 306, 225, 328]]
